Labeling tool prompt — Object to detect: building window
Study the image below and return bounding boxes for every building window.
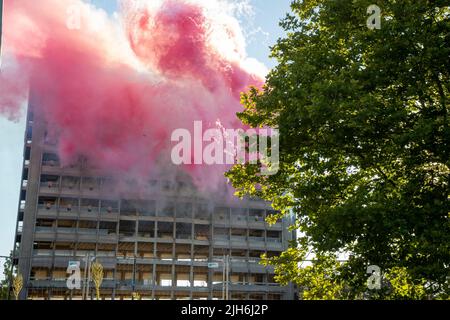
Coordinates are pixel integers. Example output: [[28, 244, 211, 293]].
[[137, 221, 154, 237], [249, 209, 265, 222], [99, 222, 117, 236], [38, 196, 57, 210], [159, 204, 174, 217], [157, 222, 173, 239], [176, 202, 192, 218], [121, 200, 137, 216], [194, 203, 209, 219], [214, 207, 229, 220], [175, 223, 191, 239], [42, 153, 60, 167], [81, 199, 98, 213], [61, 176, 79, 190], [194, 225, 209, 240], [60, 198, 78, 212], [160, 275, 172, 287], [40, 175, 59, 189], [119, 220, 136, 237], [82, 177, 99, 191], [101, 200, 118, 214]]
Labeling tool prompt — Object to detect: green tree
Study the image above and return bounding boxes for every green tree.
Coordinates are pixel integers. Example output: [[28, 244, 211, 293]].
[[227, 0, 450, 299], [0, 251, 13, 300], [262, 247, 349, 300], [383, 267, 427, 300]]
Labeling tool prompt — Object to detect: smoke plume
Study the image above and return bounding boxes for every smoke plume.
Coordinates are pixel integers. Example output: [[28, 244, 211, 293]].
[[0, 0, 266, 192]]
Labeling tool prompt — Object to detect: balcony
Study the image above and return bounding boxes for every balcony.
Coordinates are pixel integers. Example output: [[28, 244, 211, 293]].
[[30, 279, 67, 288], [266, 238, 283, 250], [230, 236, 247, 246], [31, 260, 53, 268], [58, 207, 79, 219], [266, 221, 283, 230], [37, 203, 75, 218], [33, 249, 53, 257], [248, 236, 265, 242], [212, 215, 230, 225], [247, 217, 266, 229], [34, 226, 56, 241], [212, 235, 229, 247], [53, 255, 77, 268], [226, 282, 283, 293], [77, 228, 97, 242], [192, 235, 209, 245], [60, 187, 80, 197], [230, 216, 247, 227], [79, 207, 98, 220], [56, 228, 77, 242], [97, 232, 118, 244], [41, 166, 64, 176], [99, 208, 119, 221]]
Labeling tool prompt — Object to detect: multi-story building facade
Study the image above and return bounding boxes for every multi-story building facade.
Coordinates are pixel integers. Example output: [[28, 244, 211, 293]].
[[12, 101, 296, 300]]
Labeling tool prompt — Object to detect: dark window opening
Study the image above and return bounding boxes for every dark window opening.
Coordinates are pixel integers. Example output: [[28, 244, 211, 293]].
[[42, 153, 60, 167], [119, 220, 136, 237]]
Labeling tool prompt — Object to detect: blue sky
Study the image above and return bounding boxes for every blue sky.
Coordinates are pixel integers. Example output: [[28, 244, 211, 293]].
[[0, 0, 292, 259]]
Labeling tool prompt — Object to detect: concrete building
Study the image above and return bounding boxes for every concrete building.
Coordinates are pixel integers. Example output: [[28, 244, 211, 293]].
[[12, 101, 296, 300]]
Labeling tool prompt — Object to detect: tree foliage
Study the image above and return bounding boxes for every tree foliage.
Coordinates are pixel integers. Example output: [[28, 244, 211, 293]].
[[227, 0, 450, 299], [0, 251, 13, 300], [262, 248, 347, 300]]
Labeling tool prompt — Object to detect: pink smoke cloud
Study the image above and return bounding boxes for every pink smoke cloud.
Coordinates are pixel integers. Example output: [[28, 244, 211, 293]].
[[0, 0, 265, 191]]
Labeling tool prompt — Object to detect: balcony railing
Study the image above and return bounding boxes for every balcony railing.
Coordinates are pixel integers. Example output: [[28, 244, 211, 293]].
[[35, 226, 55, 233], [248, 236, 265, 242]]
